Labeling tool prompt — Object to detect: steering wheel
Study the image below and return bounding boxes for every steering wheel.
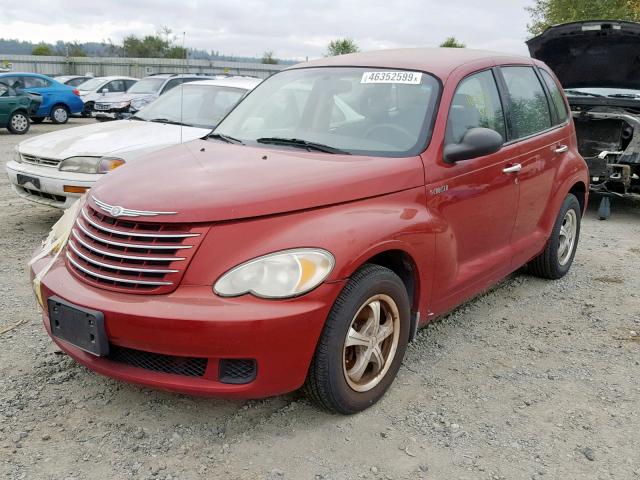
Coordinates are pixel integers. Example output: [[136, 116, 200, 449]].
[[364, 123, 415, 147]]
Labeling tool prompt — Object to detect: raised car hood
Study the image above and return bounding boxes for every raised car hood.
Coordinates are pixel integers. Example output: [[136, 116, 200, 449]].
[[90, 140, 424, 223], [527, 20, 640, 89], [18, 120, 210, 160]]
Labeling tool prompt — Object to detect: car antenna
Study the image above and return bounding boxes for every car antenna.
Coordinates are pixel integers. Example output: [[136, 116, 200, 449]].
[[180, 31, 186, 145]]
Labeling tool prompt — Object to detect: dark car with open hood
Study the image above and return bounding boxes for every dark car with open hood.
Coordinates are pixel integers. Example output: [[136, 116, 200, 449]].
[[528, 20, 640, 219]]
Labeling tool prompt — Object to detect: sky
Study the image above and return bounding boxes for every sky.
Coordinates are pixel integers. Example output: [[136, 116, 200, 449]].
[[2, 0, 536, 60]]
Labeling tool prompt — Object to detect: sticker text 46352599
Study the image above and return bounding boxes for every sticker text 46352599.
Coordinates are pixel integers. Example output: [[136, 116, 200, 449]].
[[361, 71, 422, 84]]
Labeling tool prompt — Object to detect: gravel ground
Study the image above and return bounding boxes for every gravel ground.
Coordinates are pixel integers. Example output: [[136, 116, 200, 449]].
[[1, 120, 639, 480]]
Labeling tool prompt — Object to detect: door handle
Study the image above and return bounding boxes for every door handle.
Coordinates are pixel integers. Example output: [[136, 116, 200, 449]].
[[502, 163, 522, 173], [554, 145, 569, 153]]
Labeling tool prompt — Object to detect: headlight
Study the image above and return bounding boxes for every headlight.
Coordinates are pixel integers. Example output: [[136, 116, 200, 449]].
[[130, 98, 149, 110], [13, 147, 22, 163], [59, 156, 125, 174], [214, 248, 335, 299]]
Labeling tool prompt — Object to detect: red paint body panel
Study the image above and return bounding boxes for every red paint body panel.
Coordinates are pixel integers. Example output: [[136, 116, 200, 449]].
[[31, 49, 589, 398]]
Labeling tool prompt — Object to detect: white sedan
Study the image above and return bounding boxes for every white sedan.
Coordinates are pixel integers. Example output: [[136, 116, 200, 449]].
[[6, 77, 261, 208], [76, 76, 139, 116]]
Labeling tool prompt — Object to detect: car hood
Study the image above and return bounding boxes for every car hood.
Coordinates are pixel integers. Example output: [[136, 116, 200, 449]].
[[90, 141, 424, 223], [96, 93, 155, 104], [527, 20, 640, 89], [18, 120, 210, 160]]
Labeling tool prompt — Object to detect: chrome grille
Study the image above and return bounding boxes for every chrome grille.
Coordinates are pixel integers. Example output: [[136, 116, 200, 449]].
[[66, 204, 207, 294], [20, 154, 61, 167]]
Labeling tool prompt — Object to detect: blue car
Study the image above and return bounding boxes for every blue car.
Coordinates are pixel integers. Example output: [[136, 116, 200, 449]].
[[0, 73, 84, 124]]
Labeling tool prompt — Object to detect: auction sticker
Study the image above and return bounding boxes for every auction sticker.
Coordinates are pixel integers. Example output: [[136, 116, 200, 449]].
[[361, 71, 422, 84]]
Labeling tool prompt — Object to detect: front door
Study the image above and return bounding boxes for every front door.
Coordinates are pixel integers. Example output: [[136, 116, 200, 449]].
[[426, 69, 519, 315]]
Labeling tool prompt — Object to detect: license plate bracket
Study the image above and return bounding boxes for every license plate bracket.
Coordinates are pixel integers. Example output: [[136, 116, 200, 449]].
[[47, 296, 109, 356], [17, 174, 41, 190]]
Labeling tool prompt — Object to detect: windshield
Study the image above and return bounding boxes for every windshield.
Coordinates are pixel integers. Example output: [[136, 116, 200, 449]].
[[135, 84, 248, 129], [128, 78, 165, 94], [77, 78, 106, 92], [213, 67, 440, 157]]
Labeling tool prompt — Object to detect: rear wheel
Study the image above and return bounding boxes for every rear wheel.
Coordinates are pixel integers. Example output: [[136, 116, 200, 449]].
[[50, 104, 69, 124], [7, 111, 30, 134], [528, 193, 581, 279], [304, 264, 410, 414]]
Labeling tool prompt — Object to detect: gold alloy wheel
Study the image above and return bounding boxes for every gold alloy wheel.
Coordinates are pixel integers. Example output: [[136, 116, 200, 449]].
[[342, 294, 400, 392], [558, 209, 577, 266]]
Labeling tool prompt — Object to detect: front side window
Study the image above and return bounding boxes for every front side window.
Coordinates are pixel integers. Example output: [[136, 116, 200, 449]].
[[214, 67, 440, 157], [445, 70, 505, 144], [540, 69, 569, 124], [106, 80, 126, 92], [501, 66, 552, 139], [135, 84, 247, 129]]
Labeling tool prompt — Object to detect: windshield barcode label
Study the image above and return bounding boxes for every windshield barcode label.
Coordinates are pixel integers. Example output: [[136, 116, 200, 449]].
[[361, 71, 422, 84]]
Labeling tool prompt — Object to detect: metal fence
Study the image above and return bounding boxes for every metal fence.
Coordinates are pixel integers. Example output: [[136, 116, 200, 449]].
[[0, 54, 286, 79]]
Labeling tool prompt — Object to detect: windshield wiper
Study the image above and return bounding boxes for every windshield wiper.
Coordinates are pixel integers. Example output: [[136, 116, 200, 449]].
[[209, 132, 244, 144], [148, 118, 189, 126], [607, 93, 640, 99], [564, 89, 604, 98], [256, 137, 350, 154], [130, 115, 145, 121]]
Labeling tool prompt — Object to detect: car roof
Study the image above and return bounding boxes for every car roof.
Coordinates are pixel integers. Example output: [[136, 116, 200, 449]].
[[186, 77, 262, 90], [144, 74, 212, 80], [92, 76, 138, 81], [289, 47, 538, 80]]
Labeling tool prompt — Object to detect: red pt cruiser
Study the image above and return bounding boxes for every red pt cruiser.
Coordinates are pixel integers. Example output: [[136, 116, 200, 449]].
[[31, 49, 588, 414]]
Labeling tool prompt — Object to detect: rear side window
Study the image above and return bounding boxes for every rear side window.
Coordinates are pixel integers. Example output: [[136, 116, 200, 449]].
[[540, 69, 569, 124], [446, 70, 506, 144], [500, 66, 551, 139]]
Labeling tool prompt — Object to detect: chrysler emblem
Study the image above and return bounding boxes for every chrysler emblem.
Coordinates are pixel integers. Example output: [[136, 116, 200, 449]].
[[92, 196, 178, 217], [110, 206, 124, 217]]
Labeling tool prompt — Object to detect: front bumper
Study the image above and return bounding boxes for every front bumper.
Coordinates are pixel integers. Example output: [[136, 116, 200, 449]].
[[93, 106, 132, 121], [31, 254, 344, 398], [6, 160, 97, 209]]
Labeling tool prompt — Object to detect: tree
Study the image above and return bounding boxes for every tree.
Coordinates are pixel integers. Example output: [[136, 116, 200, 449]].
[[526, 0, 640, 36], [166, 46, 187, 59], [261, 50, 278, 64], [326, 38, 359, 56], [439, 37, 466, 48], [122, 34, 170, 58], [31, 43, 53, 56]]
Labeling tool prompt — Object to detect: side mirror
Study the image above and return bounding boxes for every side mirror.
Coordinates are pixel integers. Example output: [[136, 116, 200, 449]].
[[101, 88, 108, 95], [443, 127, 503, 163]]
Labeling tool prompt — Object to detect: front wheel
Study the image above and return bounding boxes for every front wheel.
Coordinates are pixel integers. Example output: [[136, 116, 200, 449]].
[[7, 111, 30, 134], [50, 104, 69, 124], [304, 264, 410, 414], [81, 102, 94, 118], [528, 193, 581, 279]]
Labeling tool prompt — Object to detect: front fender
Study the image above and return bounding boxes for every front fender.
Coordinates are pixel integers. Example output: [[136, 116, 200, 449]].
[[183, 187, 434, 312]]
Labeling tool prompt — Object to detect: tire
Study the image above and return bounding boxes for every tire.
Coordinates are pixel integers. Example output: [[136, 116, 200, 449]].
[[50, 104, 69, 124], [304, 264, 410, 414], [81, 102, 94, 118], [31, 117, 45, 124], [528, 193, 581, 279], [7, 111, 30, 134]]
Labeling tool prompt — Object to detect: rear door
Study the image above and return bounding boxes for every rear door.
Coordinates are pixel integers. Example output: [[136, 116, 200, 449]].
[[428, 69, 520, 313], [23, 75, 53, 115], [495, 66, 570, 267]]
